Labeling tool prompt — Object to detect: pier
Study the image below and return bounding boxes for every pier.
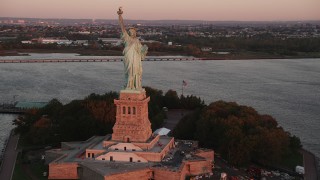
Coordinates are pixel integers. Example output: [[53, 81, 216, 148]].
[[0, 102, 48, 114], [0, 57, 201, 63], [0, 108, 25, 114]]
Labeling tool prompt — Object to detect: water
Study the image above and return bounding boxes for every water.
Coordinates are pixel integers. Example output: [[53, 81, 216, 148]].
[[0, 53, 319, 164]]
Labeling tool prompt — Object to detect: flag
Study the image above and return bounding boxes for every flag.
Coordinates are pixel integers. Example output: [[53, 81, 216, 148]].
[[182, 80, 187, 86]]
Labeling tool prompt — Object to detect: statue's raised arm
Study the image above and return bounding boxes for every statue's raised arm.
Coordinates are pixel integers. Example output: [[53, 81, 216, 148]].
[[117, 7, 128, 36]]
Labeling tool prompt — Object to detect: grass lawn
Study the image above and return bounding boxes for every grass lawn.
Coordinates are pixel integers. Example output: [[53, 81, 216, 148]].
[[29, 162, 48, 180], [12, 135, 49, 180], [12, 152, 31, 180], [12, 163, 32, 180], [12, 161, 48, 180]]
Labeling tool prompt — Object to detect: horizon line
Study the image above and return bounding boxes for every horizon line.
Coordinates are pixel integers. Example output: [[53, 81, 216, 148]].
[[1, 16, 320, 23]]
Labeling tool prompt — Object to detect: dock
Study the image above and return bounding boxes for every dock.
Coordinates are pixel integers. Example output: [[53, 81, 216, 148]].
[[0, 108, 25, 114], [0, 101, 48, 114]]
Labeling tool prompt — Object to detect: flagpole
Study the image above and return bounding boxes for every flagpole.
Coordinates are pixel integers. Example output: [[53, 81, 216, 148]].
[[181, 81, 184, 116], [182, 81, 184, 97]]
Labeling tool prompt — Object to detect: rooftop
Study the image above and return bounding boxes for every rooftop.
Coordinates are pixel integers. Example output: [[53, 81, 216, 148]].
[[79, 161, 152, 176], [47, 135, 210, 176], [48, 136, 106, 163], [149, 136, 172, 153]]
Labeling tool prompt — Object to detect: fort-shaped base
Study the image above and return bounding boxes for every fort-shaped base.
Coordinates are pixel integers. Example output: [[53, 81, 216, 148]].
[[112, 89, 152, 143]]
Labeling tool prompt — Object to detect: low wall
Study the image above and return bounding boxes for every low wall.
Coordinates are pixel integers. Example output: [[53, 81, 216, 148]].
[[136, 137, 175, 162], [133, 135, 160, 150], [195, 149, 214, 161], [96, 152, 148, 163], [48, 162, 79, 179], [153, 168, 183, 180], [187, 160, 212, 175], [103, 141, 116, 148], [105, 168, 152, 180], [86, 149, 105, 158]]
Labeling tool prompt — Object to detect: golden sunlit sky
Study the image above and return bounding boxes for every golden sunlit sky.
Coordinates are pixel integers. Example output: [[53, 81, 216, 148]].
[[1, 0, 320, 21]]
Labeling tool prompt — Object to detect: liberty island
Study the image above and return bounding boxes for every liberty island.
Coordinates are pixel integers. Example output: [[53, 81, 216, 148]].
[[45, 8, 214, 180], [0, 7, 318, 180]]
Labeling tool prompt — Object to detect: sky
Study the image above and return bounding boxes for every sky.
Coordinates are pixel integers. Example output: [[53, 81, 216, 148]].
[[1, 0, 320, 21]]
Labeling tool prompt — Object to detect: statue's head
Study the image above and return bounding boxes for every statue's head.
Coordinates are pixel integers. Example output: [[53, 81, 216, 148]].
[[128, 27, 137, 37]]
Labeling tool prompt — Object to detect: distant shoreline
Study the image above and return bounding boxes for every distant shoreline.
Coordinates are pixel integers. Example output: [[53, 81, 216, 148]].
[[1, 49, 320, 60]]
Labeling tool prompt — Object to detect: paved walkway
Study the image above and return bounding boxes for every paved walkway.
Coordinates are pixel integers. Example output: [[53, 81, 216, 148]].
[[163, 109, 192, 130], [0, 133, 19, 180], [301, 149, 318, 180]]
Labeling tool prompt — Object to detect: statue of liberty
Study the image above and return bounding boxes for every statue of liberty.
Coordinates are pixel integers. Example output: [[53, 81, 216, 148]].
[[117, 7, 148, 90]]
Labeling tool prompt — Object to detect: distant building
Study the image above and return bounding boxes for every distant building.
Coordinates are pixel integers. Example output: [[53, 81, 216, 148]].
[[212, 51, 230, 55], [69, 31, 91, 35], [141, 31, 163, 36], [21, 40, 32, 44], [30, 37, 72, 45], [140, 39, 161, 44], [98, 38, 122, 46], [17, 20, 25, 24], [201, 47, 212, 52], [40, 37, 72, 45], [73, 40, 89, 46]]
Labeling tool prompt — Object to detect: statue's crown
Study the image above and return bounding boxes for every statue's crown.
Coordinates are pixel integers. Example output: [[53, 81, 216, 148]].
[[129, 27, 137, 31]]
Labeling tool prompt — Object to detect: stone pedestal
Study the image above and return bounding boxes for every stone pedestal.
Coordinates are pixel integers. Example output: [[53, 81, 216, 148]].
[[112, 89, 152, 142]]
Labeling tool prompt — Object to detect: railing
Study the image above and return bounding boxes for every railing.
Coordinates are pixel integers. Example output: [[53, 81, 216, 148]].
[[0, 58, 201, 63]]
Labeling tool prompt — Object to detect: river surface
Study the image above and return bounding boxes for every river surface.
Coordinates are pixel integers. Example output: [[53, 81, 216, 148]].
[[0, 53, 319, 165]]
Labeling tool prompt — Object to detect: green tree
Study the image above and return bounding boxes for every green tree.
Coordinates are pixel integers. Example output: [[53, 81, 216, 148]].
[[164, 90, 180, 109], [171, 109, 201, 140]]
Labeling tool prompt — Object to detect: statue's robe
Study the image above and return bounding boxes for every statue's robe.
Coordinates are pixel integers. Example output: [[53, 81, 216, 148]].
[[121, 32, 147, 90]]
